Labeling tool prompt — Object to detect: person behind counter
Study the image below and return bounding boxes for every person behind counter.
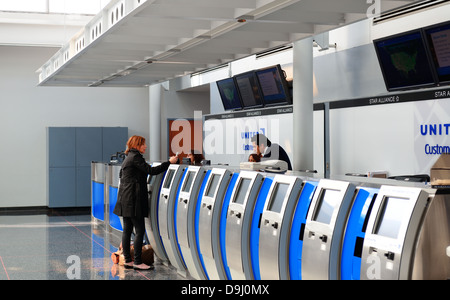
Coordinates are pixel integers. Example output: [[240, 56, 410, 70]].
[[248, 153, 261, 162], [187, 149, 205, 165], [251, 133, 292, 170], [113, 135, 179, 270]]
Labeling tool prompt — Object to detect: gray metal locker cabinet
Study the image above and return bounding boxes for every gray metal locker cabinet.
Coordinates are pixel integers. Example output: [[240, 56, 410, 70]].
[[102, 127, 128, 161], [76, 128, 103, 207], [48, 127, 128, 208], [48, 127, 76, 168], [49, 166, 76, 208], [76, 167, 91, 207], [48, 127, 76, 208], [76, 127, 103, 167]]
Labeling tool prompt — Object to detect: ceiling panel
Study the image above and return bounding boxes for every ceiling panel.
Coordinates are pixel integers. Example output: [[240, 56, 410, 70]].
[[37, 0, 421, 87]]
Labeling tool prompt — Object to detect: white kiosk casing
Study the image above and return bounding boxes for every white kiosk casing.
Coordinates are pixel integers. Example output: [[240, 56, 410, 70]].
[[176, 166, 207, 280], [198, 168, 233, 280], [144, 162, 168, 263], [158, 164, 187, 276], [302, 179, 356, 280], [259, 175, 303, 280], [360, 185, 431, 280], [225, 171, 263, 280]]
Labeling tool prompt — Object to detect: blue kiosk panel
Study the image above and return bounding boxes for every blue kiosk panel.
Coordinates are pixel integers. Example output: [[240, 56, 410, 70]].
[[250, 176, 273, 280], [288, 181, 318, 280], [220, 173, 239, 280], [341, 187, 378, 280], [92, 181, 104, 221], [109, 186, 122, 231]]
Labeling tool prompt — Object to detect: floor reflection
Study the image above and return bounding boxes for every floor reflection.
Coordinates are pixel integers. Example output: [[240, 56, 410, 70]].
[[0, 214, 186, 280]]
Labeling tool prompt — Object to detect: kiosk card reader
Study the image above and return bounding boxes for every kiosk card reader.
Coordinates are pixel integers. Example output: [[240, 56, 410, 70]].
[[259, 175, 303, 280], [302, 179, 356, 280], [198, 168, 233, 280], [176, 166, 208, 280], [360, 186, 431, 280], [158, 164, 187, 276], [144, 162, 168, 263], [225, 171, 263, 280]]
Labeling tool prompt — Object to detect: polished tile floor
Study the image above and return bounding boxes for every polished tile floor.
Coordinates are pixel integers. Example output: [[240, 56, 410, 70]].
[[0, 213, 187, 280]]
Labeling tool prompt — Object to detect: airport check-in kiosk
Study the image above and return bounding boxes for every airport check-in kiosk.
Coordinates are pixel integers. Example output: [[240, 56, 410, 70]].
[[158, 164, 187, 276], [198, 168, 234, 280], [144, 162, 169, 263], [340, 187, 378, 280], [259, 175, 303, 280], [288, 180, 318, 280], [360, 186, 432, 280], [225, 171, 264, 280], [108, 163, 123, 233], [91, 162, 106, 223], [302, 179, 356, 280], [176, 166, 209, 280]]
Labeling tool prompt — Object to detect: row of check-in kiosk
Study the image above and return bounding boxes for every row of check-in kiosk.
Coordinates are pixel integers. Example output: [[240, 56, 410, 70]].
[[92, 161, 450, 280]]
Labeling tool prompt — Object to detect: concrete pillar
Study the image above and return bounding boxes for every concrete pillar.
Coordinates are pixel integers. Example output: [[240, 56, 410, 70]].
[[292, 37, 314, 171], [149, 83, 162, 162]]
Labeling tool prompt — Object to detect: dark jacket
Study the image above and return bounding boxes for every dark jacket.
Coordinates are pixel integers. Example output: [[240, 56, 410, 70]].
[[261, 143, 293, 170], [113, 149, 170, 218]]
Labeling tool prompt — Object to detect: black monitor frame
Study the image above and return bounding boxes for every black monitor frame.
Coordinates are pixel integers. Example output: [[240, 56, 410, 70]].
[[216, 77, 244, 111], [423, 20, 450, 86], [373, 29, 437, 92], [234, 71, 265, 109], [254, 64, 292, 107]]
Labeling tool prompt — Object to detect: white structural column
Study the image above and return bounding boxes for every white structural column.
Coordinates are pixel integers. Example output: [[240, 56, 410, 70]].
[[149, 83, 162, 162], [292, 37, 314, 171]]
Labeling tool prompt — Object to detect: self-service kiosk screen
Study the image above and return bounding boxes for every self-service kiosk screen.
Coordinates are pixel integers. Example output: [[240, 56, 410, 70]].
[[163, 169, 175, 189], [373, 197, 408, 239], [312, 189, 340, 224], [182, 171, 196, 192], [206, 174, 221, 197], [267, 183, 289, 213], [234, 178, 252, 205]]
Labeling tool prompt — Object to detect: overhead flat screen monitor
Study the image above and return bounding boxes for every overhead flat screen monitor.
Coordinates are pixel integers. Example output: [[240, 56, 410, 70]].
[[374, 30, 436, 91], [216, 78, 243, 111], [255, 65, 292, 106], [234, 71, 264, 109], [233, 178, 251, 205], [206, 174, 221, 198], [373, 197, 408, 239], [267, 183, 289, 213], [424, 21, 450, 85], [163, 169, 175, 189], [312, 189, 340, 225]]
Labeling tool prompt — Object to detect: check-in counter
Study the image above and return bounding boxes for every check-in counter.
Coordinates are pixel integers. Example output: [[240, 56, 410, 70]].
[[288, 180, 318, 280], [340, 187, 379, 280], [258, 175, 304, 280], [158, 164, 187, 277], [198, 168, 235, 280], [302, 179, 356, 280], [225, 171, 268, 280], [176, 166, 209, 280], [91, 161, 106, 223], [360, 185, 450, 280], [96, 161, 450, 280], [107, 163, 123, 234], [144, 162, 169, 263]]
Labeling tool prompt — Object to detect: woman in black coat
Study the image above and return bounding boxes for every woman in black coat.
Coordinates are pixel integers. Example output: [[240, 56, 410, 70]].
[[113, 135, 178, 270]]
